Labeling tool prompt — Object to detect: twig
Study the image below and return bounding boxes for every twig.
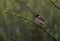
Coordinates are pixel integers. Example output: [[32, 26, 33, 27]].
[[15, 15, 57, 41], [15, 1, 57, 41], [49, 0, 60, 10]]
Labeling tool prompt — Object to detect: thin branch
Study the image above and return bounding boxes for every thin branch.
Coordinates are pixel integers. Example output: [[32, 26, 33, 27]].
[[49, 0, 60, 10], [15, 1, 57, 41], [15, 15, 57, 41]]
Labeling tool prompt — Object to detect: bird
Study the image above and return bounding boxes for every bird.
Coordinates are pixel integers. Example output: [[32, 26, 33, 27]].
[[35, 14, 45, 25], [30, 15, 46, 41]]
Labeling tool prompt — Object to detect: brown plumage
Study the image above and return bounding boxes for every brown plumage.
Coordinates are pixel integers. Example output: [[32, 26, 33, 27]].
[[35, 15, 45, 25]]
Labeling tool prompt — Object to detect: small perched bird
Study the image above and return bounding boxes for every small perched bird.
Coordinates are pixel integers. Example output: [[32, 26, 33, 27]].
[[35, 14, 45, 25]]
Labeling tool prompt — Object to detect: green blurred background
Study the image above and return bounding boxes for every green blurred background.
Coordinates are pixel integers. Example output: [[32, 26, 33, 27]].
[[0, 0, 60, 41]]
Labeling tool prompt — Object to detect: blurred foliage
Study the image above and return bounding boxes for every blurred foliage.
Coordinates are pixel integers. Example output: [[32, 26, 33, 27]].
[[0, 0, 60, 41]]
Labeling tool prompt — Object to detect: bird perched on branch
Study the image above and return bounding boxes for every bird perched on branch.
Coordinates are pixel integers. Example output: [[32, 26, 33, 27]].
[[35, 14, 45, 25]]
